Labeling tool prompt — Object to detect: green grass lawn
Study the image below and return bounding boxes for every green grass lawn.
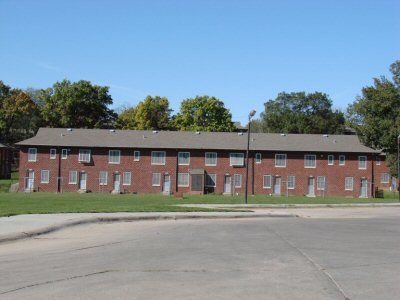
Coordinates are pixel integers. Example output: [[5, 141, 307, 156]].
[[0, 171, 19, 193], [0, 191, 398, 217]]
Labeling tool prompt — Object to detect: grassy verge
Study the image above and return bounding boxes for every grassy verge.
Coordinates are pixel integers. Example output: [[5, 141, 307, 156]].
[[0, 192, 398, 217], [0, 171, 19, 193]]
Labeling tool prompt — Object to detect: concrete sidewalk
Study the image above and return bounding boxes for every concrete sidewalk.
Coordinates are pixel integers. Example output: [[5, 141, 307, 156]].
[[0, 211, 295, 244]]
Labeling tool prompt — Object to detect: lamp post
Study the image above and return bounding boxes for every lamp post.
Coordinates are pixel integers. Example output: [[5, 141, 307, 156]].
[[398, 135, 400, 201], [245, 109, 256, 204]]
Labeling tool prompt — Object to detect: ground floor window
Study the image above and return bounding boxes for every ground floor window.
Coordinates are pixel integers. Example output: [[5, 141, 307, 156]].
[[123, 172, 132, 185], [99, 171, 108, 185], [263, 175, 272, 188], [152, 173, 161, 186], [345, 177, 354, 191], [381, 173, 390, 184], [178, 173, 190, 187], [41, 170, 49, 183], [287, 175, 295, 189], [69, 171, 77, 184], [205, 174, 216, 187], [317, 176, 326, 190], [234, 174, 242, 188]]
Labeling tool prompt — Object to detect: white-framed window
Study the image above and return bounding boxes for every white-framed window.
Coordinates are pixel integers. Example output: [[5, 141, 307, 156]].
[[61, 149, 68, 159], [255, 153, 262, 164], [205, 174, 216, 187], [41, 170, 50, 183], [178, 152, 190, 165], [358, 156, 367, 169], [287, 175, 295, 189], [69, 171, 77, 184], [381, 173, 390, 183], [123, 172, 132, 185], [230, 153, 244, 166], [50, 148, 57, 159], [328, 155, 334, 165], [263, 175, 272, 188], [205, 152, 217, 166], [304, 154, 316, 168], [317, 176, 326, 190], [109, 150, 121, 164], [275, 154, 287, 167], [28, 148, 37, 162], [339, 155, 345, 166], [376, 156, 381, 165], [134, 150, 140, 161], [152, 173, 161, 186], [99, 171, 108, 185], [78, 149, 91, 163], [234, 174, 242, 188], [151, 151, 166, 165], [345, 177, 354, 191], [178, 173, 190, 187]]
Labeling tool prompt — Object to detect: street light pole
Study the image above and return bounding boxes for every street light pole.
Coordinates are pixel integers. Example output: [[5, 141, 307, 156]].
[[245, 110, 256, 204]]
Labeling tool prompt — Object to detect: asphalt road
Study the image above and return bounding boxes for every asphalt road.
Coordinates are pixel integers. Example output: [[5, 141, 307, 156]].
[[1, 216, 400, 299]]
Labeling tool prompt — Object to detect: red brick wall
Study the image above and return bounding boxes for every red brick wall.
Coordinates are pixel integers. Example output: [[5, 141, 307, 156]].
[[18, 146, 389, 198], [374, 155, 392, 190]]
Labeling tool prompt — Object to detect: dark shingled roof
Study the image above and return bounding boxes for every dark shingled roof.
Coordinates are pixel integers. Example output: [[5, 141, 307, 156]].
[[17, 128, 380, 153]]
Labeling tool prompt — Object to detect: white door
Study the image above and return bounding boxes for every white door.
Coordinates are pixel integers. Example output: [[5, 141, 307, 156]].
[[114, 173, 121, 192], [163, 174, 170, 193], [360, 179, 368, 198], [224, 175, 232, 194], [274, 177, 281, 195], [308, 177, 315, 196], [26, 170, 34, 190], [79, 172, 87, 190]]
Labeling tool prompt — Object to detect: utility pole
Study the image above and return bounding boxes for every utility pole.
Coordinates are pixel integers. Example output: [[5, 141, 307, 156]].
[[245, 110, 256, 204]]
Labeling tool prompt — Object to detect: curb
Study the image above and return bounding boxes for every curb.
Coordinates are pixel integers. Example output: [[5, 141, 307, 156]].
[[0, 213, 297, 244], [179, 203, 400, 209]]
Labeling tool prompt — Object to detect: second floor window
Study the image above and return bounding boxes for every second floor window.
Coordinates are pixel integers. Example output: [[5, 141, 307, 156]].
[[275, 154, 287, 167], [78, 149, 91, 163], [50, 148, 56, 159], [304, 154, 316, 168], [28, 148, 37, 162], [61, 149, 68, 159], [178, 152, 190, 165], [328, 155, 334, 165], [255, 153, 262, 164], [230, 153, 244, 166], [134, 150, 140, 161], [339, 155, 345, 166], [358, 156, 367, 169], [151, 151, 166, 165], [205, 152, 217, 166], [109, 150, 121, 164]]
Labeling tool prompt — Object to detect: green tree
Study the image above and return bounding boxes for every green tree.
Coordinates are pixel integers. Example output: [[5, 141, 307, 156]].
[[173, 95, 235, 132], [40, 79, 117, 128], [347, 60, 400, 175], [116, 96, 172, 130], [260, 92, 345, 134], [0, 81, 40, 143]]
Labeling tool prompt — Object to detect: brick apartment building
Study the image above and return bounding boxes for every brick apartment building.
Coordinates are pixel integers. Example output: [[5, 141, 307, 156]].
[[0, 143, 12, 179], [16, 128, 392, 198]]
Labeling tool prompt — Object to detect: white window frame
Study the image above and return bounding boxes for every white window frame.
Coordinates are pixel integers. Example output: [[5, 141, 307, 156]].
[[304, 154, 317, 168], [123, 172, 132, 185], [205, 174, 217, 187], [178, 152, 190, 166], [328, 155, 334, 165], [376, 156, 381, 165], [109, 150, 121, 164], [275, 154, 287, 167], [205, 152, 217, 166], [99, 171, 108, 185], [41, 170, 50, 183], [287, 175, 295, 189], [78, 149, 91, 163], [345, 177, 354, 191], [339, 155, 345, 166], [69, 171, 77, 184], [381, 173, 390, 184], [234, 174, 242, 188], [152, 173, 161, 186], [358, 156, 367, 170], [28, 148, 37, 162], [255, 153, 262, 164], [134, 150, 140, 161], [178, 173, 190, 187], [263, 175, 272, 189], [50, 148, 57, 159], [230, 153, 244, 166], [151, 151, 166, 165], [317, 176, 326, 190], [61, 149, 68, 159]]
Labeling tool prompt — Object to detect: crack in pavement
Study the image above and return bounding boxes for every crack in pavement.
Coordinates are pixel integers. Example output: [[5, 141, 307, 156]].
[[265, 225, 350, 300]]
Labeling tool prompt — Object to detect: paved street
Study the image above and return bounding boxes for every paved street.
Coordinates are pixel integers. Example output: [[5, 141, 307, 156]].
[[1, 216, 400, 299]]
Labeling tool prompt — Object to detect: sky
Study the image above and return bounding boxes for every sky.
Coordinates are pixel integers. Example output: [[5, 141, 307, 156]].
[[1, 0, 399, 125]]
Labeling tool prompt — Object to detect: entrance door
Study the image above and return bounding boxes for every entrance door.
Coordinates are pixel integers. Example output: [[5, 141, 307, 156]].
[[26, 170, 34, 190], [308, 177, 315, 196], [360, 179, 368, 198], [163, 174, 171, 194], [79, 172, 87, 190], [114, 173, 121, 192], [274, 176, 281, 195], [224, 175, 232, 194]]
